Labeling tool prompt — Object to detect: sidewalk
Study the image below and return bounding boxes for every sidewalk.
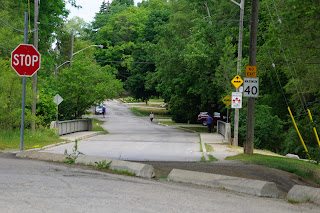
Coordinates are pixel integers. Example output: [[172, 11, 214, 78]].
[[200, 133, 241, 160]]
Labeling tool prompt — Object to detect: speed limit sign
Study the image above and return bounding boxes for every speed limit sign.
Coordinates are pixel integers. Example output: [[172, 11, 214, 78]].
[[243, 77, 259, 98]]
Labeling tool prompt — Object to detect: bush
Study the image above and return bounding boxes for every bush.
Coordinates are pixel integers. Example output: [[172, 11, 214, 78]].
[[238, 104, 285, 153], [36, 90, 57, 127]]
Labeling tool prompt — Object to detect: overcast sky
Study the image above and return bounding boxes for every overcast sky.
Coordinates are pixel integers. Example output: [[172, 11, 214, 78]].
[[66, 0, 143, 23]]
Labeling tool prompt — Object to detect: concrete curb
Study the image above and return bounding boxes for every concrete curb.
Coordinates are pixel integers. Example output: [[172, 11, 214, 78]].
[[287, 185, 320, 204], [60, 131, 104, 142], [200, 141, 209, 161], [16, 150, 67, 162], [75, 155, 155, 179], [15, 151, 155, 179], [167, 169, 279, 198]]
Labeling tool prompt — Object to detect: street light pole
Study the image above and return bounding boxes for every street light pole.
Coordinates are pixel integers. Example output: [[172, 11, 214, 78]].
[[230, 0, 245, 147], [54, 45, 103, 74], [70, 31, 74, 68]]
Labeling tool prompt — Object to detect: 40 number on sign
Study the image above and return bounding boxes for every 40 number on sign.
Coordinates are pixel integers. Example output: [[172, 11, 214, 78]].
[[243, 77, 259, 98]]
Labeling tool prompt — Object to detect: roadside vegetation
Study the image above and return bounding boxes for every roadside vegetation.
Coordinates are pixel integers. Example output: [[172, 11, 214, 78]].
[[0, 129, 64, 150], [226, 154, 320, 184], [91, 118, 107, 132], [201, 155, 218, 162], [0, 118, 106, 151], [130, 106, 170, 119], [0, 0, 319, 162]]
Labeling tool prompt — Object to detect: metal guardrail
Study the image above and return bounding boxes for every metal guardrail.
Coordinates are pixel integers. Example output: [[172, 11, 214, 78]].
[[50, 119, 92, 136], [217, 120, 231, 143]]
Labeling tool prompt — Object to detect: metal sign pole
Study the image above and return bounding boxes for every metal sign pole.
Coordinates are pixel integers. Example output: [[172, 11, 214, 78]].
[[227, 108, 229, 123], [56, 105, 59, 122], [20, 12, 28, 151]]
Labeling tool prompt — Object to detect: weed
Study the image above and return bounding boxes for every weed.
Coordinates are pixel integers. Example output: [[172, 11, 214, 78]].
[[111, 169, 136, 176], [156, 175, 168, 180], [63, 140, 83, 164], [95, 160, 112, 170], [63, 157, 75, 164], [287, 199, 299, 204]]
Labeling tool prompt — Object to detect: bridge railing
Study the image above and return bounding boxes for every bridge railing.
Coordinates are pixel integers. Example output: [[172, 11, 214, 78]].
[[50, 119, 92, 136], [217, 120, 231, 143]]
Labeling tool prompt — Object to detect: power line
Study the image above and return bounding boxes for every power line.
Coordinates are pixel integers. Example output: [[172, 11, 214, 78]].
[[264, 0, 306, 113], [0, 17, 38, 33], [0, 18, 24, 33], [96, 60, 155, 64], [0, 45, 11, 52], [259, 25, 288, 107]]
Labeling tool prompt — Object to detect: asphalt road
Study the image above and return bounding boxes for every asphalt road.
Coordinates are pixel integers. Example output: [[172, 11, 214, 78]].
[[44, 100, 202, 161], [1, 153, 319, 213]]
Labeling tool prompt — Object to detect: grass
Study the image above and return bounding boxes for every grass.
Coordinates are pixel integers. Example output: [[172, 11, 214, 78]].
[[149, 98, 165, 103], [130, 107, 170, 119], [0, 129, 64, 150], [159, 121, 180, 125], [178, 127, 208, 133], [205, 143, 214, 152], [226, 154, 320, 184], [201, 155, 218, 162], [208, 154, 218, 161], [90, 118, 107, 132], [93, 160, 135, 176]]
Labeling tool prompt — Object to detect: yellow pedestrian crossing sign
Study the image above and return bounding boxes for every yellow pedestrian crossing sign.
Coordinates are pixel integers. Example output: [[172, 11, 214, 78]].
[[231, 75, 243, 89], [222, 95, 231, 107]]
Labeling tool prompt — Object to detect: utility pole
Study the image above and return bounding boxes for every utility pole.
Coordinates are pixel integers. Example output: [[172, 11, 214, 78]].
[[230, 0, 245, 147], [245, 0, 259, 154], [31, 0, 39, 131]]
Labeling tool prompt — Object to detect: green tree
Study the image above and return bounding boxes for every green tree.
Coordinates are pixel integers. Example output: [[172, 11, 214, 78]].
[[57, 60, 124, 119]]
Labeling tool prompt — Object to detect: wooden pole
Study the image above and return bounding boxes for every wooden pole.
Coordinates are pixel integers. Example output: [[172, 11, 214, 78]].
[[244, 0, 259, 154]]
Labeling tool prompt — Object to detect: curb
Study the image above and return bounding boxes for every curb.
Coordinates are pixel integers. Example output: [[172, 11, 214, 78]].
[[15, 151, 155, 179], [287, 185, 320, 205], [200, 141, 209, 161], [167, 169, 279, 198], [60, 131, 105, 142], [75, 155, 155, 178], [16, 150, 67, 162]]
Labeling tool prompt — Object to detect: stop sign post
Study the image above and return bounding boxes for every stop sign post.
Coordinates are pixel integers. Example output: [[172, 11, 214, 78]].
[[11, 43, 41, 151], [11, 44, 40, 77]]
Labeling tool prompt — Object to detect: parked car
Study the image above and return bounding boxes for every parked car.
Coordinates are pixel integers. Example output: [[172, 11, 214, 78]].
[[213, 112, 221, 125], [95, 106, 104, 115], [197, 112, 209, 126], [197, 111, 224, 126]]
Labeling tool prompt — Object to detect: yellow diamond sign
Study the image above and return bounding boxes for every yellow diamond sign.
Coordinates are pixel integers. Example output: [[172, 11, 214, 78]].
[[222, 95, 231, 107], [231, 75, 243, 89]]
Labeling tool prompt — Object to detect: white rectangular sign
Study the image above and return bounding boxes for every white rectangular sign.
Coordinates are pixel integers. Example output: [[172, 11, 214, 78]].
[[243, 77, 259, 98], [231, 92, 242, 109]]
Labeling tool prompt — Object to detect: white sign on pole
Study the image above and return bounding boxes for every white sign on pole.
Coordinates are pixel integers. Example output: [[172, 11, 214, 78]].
[[53, 94, 63, 105], [243, 77, 259, 98], [231, 92, 242, 109]]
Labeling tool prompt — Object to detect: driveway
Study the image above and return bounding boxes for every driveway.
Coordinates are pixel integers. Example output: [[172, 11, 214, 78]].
[[43, 100, 202, 161]]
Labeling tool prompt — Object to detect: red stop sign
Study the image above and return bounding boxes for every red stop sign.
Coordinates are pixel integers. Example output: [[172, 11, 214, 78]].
[[11, 44, 41, 77]]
